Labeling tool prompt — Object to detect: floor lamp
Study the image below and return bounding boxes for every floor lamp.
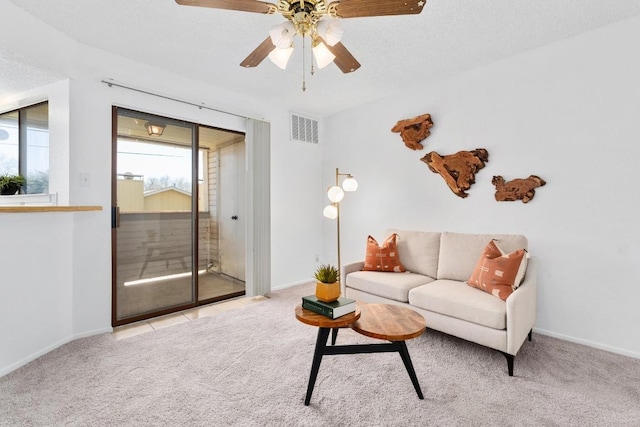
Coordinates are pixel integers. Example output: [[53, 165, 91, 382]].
[[323, 168, 358, 295]]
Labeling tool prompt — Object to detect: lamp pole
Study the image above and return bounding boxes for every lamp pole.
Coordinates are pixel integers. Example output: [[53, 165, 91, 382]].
[[326, 167, 357, 296], [335, 168, 342, 294]]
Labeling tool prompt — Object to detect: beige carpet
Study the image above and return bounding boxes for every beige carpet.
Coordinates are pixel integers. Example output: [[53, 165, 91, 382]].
[[1, 283, 639, 426]]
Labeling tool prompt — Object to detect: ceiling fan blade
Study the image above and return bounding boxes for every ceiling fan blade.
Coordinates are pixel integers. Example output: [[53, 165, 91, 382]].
[[325, 41, 361, 73], [240, 37, 276, 68], [175, 0, 275, 14], [329, 0, 425, 18]]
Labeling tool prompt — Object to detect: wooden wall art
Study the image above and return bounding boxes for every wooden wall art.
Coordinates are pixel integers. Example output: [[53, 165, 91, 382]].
[[492, 175, 546, 203], [391, 113, 433, 150], [421, 148, 489, 198]]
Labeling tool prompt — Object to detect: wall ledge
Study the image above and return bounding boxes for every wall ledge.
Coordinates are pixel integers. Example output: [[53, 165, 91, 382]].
[[0, 206, 103, 213]]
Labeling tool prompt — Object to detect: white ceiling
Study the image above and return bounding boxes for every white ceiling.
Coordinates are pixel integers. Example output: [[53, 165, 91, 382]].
[[4, 0, 640, 117]]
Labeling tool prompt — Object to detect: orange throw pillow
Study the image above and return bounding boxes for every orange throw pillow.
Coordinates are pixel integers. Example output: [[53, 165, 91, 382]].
[[363, 234, 406, 272], [467, 240, 525, 301]]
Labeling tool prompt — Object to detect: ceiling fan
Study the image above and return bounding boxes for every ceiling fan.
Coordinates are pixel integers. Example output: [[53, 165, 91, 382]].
[[175, 0, 426, 80]]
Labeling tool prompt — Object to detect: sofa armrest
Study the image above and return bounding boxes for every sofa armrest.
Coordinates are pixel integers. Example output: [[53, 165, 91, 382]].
[[342, 261, 364, 293], [506, 256, 537, 355]]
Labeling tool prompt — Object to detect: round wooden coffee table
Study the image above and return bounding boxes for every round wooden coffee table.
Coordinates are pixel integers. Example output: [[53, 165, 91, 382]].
[[295, 302, 426, 406]]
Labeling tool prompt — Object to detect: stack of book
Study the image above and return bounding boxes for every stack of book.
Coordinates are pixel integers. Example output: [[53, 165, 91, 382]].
[[302, 295, 356, 319]]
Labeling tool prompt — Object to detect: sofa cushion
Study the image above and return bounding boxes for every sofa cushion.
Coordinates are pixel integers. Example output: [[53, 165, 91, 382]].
[[363, 234, 406, 272], [346, 271, 434, 303], [386, 229, 441, 278], [409, 279, 507, 330], [467, 240, 526, 301], [437, 232, 528, 281]]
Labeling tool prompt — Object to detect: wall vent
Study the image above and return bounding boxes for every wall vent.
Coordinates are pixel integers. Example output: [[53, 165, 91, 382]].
[[290, 112, 319, 144]]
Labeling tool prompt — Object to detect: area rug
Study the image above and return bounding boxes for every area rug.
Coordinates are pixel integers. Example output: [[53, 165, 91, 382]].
[[1, 283, 639, 426]]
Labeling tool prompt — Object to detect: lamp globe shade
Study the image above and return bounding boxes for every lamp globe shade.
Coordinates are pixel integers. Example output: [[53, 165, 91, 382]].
[[323, 204, 338, 219], [269, 22, 295, 48], [342, 176, 358, 192], [268, 47, 294, 70], [312, 41, 336, 69], [327, 185, 344, 202], [317, 18, 344, 47]]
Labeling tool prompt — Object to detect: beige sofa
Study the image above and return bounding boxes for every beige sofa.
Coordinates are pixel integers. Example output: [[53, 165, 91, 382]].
[[343, 229, 536, 376]]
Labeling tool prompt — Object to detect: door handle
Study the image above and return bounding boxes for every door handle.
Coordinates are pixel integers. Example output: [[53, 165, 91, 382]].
[[111, 206, 121, 228], [231, 215, 238, 220]]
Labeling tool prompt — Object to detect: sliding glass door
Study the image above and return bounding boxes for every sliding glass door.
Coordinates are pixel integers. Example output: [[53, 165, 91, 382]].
[[112, 107, 248, 326]]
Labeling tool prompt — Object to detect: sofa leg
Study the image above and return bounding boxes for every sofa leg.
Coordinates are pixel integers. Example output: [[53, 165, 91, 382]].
[[500, 352, 515, 376], [528, 329, 533, 342]]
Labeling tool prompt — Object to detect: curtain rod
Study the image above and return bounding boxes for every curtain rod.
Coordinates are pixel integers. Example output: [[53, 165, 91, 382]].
[[101, 79, 248, 120]]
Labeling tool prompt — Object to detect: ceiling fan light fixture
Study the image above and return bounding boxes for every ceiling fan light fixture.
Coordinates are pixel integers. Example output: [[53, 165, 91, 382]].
[[269, 21, 295, 48], [316, 18, 343, 47], [177, 0, 425, 78], [268, 46, 294, 69], [312, 41, 335, 69]]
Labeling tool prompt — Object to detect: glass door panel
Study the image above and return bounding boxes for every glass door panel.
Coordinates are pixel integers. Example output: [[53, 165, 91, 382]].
[[113, 109, 196, 323]]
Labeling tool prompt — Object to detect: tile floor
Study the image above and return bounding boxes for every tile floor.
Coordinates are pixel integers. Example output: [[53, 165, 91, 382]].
[[112, 295, 268, 340]]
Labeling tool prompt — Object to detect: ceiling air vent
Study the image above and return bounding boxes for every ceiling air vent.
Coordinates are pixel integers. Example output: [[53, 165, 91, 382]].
[[290, 113, 319, 144]]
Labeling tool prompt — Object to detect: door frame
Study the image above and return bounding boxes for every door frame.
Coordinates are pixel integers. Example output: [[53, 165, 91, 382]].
[[110, 108, 270, 327]]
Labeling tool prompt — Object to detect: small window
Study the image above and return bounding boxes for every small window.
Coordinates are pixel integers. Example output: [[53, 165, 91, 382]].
[[0, 102, 49, 194]]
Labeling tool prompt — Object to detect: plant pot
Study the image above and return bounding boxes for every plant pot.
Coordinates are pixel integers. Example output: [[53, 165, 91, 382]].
[[0, 183, 21, 195], [315, 281, 340, 303]]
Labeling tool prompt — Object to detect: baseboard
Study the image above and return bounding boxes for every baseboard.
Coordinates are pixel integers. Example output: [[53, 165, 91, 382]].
[[1, 327, 113, 378], [270, 278, 314, 292], [73, 327, 113, 340], [534, 327, 640, 360], [1, 336, 72, 378]]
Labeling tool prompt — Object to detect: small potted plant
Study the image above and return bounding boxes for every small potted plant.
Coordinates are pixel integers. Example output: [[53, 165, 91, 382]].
[[0, 174, 26, 195], [314, 263, 340, 302]]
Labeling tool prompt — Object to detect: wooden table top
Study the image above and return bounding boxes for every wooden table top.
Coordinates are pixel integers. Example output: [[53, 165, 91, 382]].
[[295, 305, 361, 328], [351, 303, 426, 341]]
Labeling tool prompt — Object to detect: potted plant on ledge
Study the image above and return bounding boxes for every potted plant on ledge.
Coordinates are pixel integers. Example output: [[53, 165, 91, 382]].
[[314, 263, 340, 303], [0, 174, 26, 195]]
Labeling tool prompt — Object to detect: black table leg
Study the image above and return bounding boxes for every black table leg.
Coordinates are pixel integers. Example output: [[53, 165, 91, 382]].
[[303, 331, 424, 405], [304, 327, 331, 406], [396, 341, 424, 399], [331, 327, 339, 345]]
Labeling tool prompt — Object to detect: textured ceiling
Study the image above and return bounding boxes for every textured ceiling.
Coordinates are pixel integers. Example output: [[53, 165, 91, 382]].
[[0, 46, 62, 100], [4, 0, 640, 117]]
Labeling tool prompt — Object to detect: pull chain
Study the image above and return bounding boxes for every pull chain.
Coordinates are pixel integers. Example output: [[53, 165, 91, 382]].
[[302, 36, 307, 92], [310, 39, 315, 76]]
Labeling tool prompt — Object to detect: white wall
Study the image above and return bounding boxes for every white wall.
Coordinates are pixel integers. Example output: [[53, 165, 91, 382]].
[[0, 2, 324, 375], [323, 16, 640, 358], [0, 213, 74, 374]]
